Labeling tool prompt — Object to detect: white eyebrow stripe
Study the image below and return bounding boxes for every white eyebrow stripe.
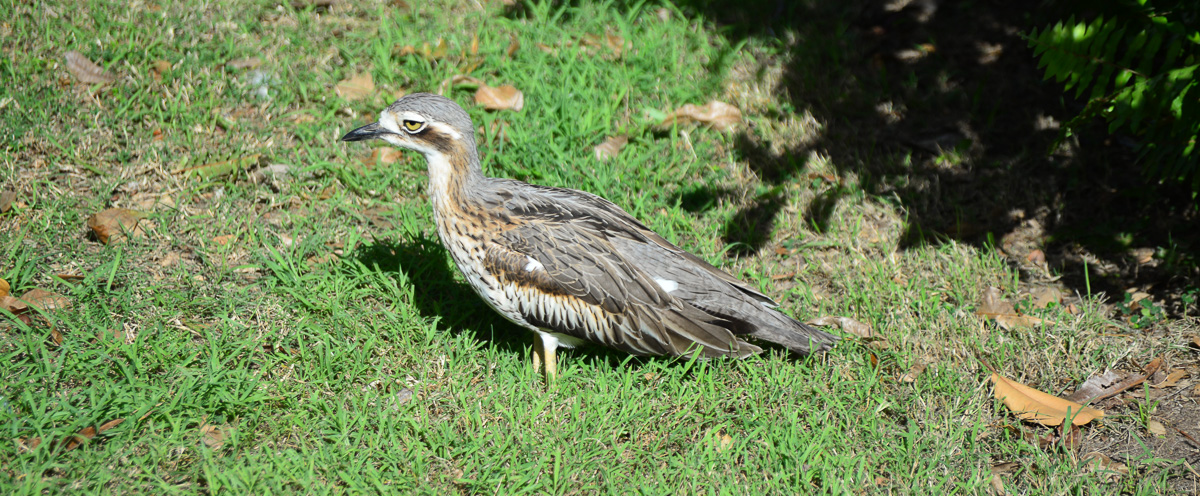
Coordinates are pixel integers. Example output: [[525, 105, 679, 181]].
[[428, 121, 462, 140]]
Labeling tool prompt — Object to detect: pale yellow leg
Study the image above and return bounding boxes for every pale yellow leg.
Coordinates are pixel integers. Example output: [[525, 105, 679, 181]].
[[531, 338, 543, 377], [544, 341, 557, 383], [530, 332, 558, 384]]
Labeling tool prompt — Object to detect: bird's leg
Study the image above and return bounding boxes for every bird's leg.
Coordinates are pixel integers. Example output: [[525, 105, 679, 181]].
[[531, 337, 544, 377], [532, 332, 558, 384], [544, 339, 558, 383]]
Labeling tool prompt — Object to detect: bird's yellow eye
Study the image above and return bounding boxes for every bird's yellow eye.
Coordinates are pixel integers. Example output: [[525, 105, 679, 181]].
[[402, 120, 424, 132]]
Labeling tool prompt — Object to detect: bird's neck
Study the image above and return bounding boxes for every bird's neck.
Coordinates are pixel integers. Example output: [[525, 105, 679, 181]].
[[424, 146, 484, 216]]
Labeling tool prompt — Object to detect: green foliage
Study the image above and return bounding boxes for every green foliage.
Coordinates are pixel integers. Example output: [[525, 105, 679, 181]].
[[1029, 0, 1200, 190]]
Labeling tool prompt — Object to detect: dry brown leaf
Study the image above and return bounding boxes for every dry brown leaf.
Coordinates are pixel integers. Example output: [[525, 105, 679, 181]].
[[0, 278, 8, 299], [989, 473, 1006, 496], [1131, 247, 1155, 265], [199, 421, 232, 449], [363, 147, 405, 168], [807, 315, 877, 340], [0, 295, 19, 313], [506, 36, 521, 58], [594, 135, 628, 161], [1026, 249, 1046, 265], [425, 39, 449, 59], [61, 418, 124, 452], [976, 286, 1047, 329], [479, 119, 512, 145], [990, 372, 1104, 426], [475, 84, 524, 111], [1082, 452, 1129, 482], [436, 74, 484, 95], [661, 101, 742, 131], [1146, 419, 1166, 436], [1031, 287, 1063, 309], [88, 208, 146, 244], [900, 361, 927, 383], [212, 234, 237, 246], [18, 289, 70, 312], [1066, 370, 1126, 403], [0, 190, 14, 213], [226, 57, 261, 71], [65, 51, 116, 84], [336, 72, 374, 101], [1151, 369, 1187, 389], [150, 60, 172, 81]]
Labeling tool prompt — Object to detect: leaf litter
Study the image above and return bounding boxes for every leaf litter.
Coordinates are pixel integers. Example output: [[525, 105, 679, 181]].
[[64, 51, 115, 84], [990, 372, 1104, 426]]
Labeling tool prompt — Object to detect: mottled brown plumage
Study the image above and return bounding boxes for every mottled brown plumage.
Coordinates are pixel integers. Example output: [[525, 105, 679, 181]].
[[342, 93, 838, 381]]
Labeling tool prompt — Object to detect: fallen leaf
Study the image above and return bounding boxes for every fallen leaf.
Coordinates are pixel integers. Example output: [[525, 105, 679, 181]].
[[989, 473, 1006, 496], [65, 51, 116, 84], [1151, 369, 1187, 389], [61, 418, 125, 452], [1066, 370, 1126, 403], [707, 428, 733, 452], [393, 44, 417, 57], [1081, 452, 1129, 482], [0, 190, 14, 212], [0, 278, 8, 299], [1026, 249, 1046, 265], [212, 234, 237, 246], [436, 74, 485, 95], [807, 315, 877, 339], [990, 372, 1104, 426], [150, 59, 172, 80], [363, 148, 404, 168], [1146, 419, 1166, 436], [1031, 287, 1062, 309], [506, 36, 520, 58], [660, 101, 742, 131], [336, 72, 374, 101], [900, 361, 927, 383], [976, 286, 1046, 329], [593, 135, 627, 161], [422, 38, 448, 59], [87, 208, 146, 244], [18, 289, 70, 312], [475, 84, 524, 111], [199, 421, 232, 449], [1131, 247, 1155, 265], [225, 57, 261, 71]]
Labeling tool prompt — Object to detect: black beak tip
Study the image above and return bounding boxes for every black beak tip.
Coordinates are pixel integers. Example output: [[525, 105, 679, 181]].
[[341, 122, 382, 142]]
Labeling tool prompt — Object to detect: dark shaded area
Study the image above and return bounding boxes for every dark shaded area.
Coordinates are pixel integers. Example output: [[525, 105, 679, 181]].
[[350, 234, 529, 354], [509, 0, 1200, 312], [349, 234, 651, 370]]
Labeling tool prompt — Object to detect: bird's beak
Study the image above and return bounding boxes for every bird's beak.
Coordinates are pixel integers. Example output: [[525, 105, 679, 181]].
[[341, 121, 386, 142]]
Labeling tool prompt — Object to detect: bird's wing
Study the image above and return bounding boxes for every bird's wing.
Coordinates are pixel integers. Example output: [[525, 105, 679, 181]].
[[493, 180, 779, 307], [482, 220, 757, 358]]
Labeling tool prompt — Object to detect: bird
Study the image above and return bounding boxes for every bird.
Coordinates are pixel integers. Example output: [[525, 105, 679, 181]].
[[342, 93, 838, 382]]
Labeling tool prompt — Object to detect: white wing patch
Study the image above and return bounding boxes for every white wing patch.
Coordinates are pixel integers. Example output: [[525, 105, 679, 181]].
[[653, 278, 679, 293], [523, 256, 544, 272]]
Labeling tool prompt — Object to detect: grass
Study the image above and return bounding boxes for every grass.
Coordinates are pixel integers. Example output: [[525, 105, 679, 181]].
[[2, 0, 1198, 493]]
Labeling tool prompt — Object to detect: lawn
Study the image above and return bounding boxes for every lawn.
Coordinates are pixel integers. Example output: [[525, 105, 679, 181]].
[[2, 0, 1198, 493]]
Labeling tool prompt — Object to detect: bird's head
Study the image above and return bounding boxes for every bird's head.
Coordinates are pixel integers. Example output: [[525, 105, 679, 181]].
[[341, 93, 477, 159]]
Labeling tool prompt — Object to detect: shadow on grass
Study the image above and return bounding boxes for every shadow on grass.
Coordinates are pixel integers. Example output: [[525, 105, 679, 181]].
[[509, 0, 1200, 313], [349, 234, 659, 372]]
